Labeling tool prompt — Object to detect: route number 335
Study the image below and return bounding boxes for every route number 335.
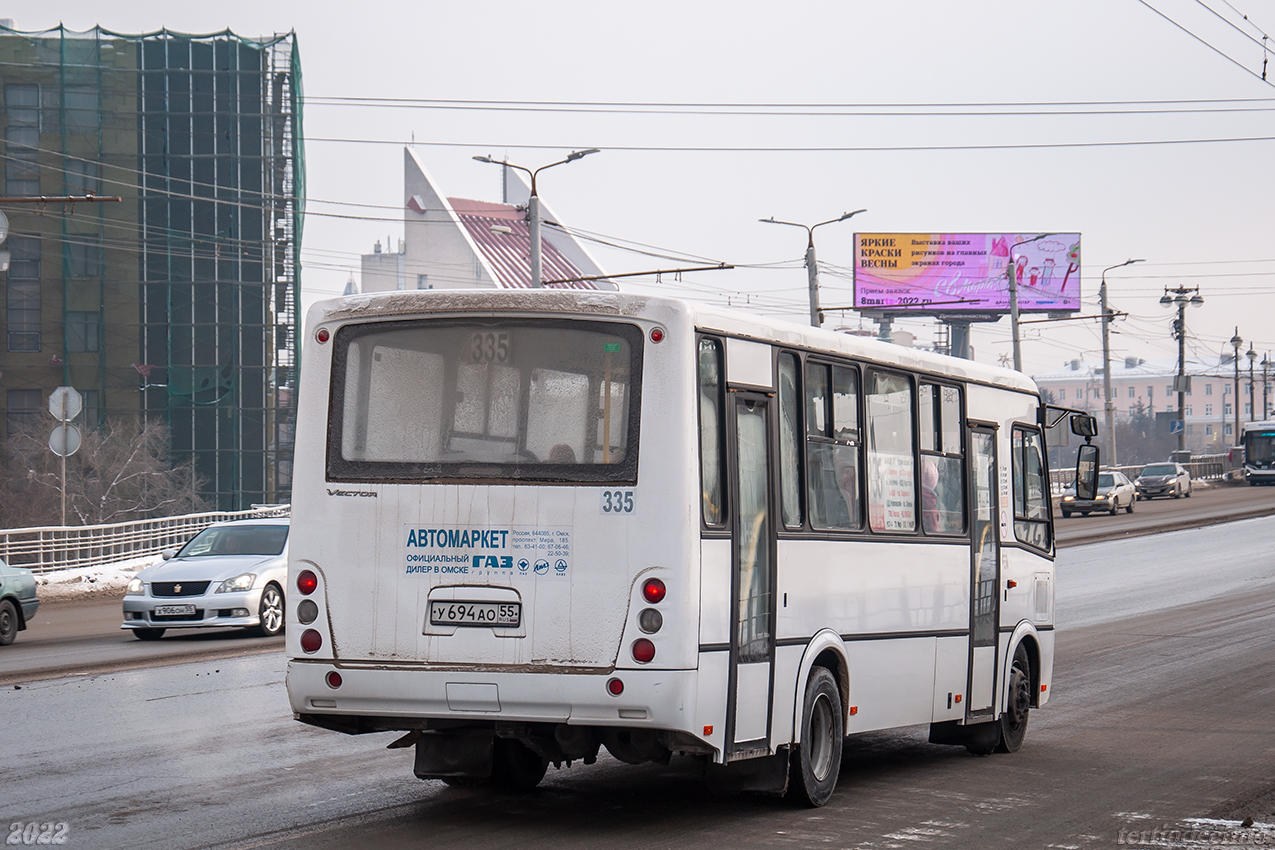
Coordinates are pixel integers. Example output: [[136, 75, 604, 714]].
[[7, 822, 69, 845], [600, 489, 635, 515]]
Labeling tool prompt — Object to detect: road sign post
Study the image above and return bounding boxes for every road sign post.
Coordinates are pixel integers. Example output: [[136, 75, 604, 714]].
[[48, 386, 83, 527]]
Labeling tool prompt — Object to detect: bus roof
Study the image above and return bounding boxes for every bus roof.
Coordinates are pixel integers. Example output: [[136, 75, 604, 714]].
[[309, 289, 1039, 396]]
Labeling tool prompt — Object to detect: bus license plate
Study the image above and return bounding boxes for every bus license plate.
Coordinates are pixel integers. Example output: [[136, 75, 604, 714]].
[[429, 601, 521, 628], [155, 604, 196, 616]]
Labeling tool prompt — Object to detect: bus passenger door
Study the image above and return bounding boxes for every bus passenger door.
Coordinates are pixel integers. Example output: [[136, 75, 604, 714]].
[[726, 393, 776, 760], [967, 428, 1001, 720]]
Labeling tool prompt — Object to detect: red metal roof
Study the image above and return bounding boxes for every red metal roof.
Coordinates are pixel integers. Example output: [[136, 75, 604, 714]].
[[447, 197, 599, 290]]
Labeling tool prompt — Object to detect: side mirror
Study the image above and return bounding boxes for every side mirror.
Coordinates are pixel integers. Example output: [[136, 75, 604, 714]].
[[1070, 414, 1098, 438], [1075, 444, 1100, 501], [161, 548, 176, 561]]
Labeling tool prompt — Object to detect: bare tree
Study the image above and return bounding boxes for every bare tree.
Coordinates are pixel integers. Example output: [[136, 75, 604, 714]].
[[1, 418, 208, 528]]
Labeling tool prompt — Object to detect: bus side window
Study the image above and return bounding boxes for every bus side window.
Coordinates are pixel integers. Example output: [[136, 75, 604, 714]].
[[806, 361, 862, 531], [866, 371, 916, 533], [1012, 426, 1052, 551], [919, 383, 966, 535], [698, 338, 727, 527], [777, 352, 803, 528]]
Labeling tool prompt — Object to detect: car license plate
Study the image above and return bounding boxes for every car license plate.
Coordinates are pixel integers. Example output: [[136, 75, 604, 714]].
[[429, 601, 521, 628], [154, 604, 196, 616]]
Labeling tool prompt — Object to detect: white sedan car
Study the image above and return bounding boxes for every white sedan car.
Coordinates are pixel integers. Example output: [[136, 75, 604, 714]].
[[122, 519, 288, 640], [1060, 470, 1137, 517]]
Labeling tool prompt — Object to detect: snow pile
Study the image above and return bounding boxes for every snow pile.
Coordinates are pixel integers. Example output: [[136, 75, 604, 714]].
[[34, 554, 163, 602]]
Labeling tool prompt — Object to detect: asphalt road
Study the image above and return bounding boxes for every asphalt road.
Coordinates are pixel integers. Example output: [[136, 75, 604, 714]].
[[3, 514, 1274, 849]]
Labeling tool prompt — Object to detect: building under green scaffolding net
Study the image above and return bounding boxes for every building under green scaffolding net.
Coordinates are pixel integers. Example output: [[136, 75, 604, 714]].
[[0, 24, 303, 511]]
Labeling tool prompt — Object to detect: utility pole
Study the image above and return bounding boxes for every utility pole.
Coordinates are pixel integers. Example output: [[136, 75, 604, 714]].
[[472, 150, 599, 287], [760, 210, 866, 328], [1099, 259, 1143, 466], [1161, 285, 1203, 456], [1007, 233, 1055, 371], [1230, 328, 1243, 447]]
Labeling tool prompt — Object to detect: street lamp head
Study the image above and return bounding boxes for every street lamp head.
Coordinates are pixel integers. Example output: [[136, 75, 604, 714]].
[[837, 209, 868, 223], [1248, 346, 1257, 364], [566, 148, 600, 162], [472, 155, 497, 164], [1189, 294, 1204, 308], [1230, 328, 1243, 352], [1159, 293, 1173, 307]]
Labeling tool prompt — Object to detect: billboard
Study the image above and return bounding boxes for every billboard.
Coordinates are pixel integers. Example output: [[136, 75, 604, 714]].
[[853, 233, 1081, 314]]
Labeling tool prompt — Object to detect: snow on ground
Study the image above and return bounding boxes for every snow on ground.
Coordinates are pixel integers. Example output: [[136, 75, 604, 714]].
[[33, 554, 163, 603]]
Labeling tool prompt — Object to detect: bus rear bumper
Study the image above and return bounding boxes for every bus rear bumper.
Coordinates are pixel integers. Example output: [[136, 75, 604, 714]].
[[286, 659, 700, 734]]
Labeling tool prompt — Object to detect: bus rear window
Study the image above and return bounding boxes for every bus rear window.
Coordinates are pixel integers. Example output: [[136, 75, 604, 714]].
[[327, 319, 642, 483]]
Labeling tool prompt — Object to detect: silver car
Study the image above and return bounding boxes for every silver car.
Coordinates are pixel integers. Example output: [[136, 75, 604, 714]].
[[122, 519, 288, 640], [0, 556, 40, 646], [1135, 462, 1191, 499], [1060, 470, 1137, 517]]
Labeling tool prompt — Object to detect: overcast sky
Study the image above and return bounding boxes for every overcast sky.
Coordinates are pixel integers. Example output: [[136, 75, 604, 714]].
[[9, 0, 1275, 377]]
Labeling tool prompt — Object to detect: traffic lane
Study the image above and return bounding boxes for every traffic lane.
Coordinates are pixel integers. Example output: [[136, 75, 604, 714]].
[[0, 595, 280, 686], [1055, 480, 1275, 547], [5, 552, 1272, 849], [1056, 515, 1275, 630]]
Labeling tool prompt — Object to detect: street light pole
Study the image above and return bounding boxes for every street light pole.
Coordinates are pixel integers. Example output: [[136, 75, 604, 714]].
[[760, 209, 866, 328], [1247, 345, 1257, 425], [1160, 285, 1204, 456], [1007, 233, 1055, 372], [1263, 352, 1271, 420], [473, 149, 600, 288], [1230, 327, 1243, 445], [1099, 259, 1143, 466]]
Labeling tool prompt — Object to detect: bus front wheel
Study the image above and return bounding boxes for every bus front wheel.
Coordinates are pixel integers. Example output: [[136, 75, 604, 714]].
[[787, 667, 843, 807]]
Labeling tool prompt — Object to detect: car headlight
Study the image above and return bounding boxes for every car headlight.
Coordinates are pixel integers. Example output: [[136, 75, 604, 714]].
[[126, 578, 145, 596], [1062, 495, 1074, 501], [216, 573, 257, 593], [1095, 494, 1108, 500]]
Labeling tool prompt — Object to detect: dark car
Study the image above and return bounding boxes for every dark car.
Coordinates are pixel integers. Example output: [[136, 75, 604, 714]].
[[1135, 462, 1191, 499]]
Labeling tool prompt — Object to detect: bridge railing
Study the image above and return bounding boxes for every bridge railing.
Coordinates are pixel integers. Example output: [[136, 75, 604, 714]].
[[1049, 455, 1230, 493], [0, 505, 290, 575]]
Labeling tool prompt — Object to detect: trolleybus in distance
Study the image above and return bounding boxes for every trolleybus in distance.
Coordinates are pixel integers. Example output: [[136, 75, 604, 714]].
[[1242, 420, 1275, 485], [285, 289, 1098, 806]]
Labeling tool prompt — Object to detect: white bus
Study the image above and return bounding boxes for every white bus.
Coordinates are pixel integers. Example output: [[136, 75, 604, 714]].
[[285, 290, 1097, 806], [1242, 420, 1275, 485]]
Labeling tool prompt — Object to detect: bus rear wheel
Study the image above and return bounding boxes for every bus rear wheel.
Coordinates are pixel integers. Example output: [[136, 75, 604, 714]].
[[787, 667, 842, 807], [491, 738, 548, 791], [996, 644, 1032, 753]]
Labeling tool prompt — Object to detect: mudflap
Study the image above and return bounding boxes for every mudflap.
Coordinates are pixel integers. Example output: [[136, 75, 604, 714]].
[[413, 730, 495, 780], [928, 719, 1001, 753], [705, 749, 790, 796]]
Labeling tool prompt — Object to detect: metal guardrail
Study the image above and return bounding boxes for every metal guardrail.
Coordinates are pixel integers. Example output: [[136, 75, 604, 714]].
[[0, 505, 290, 575], [1050, 454, 1231, 491]]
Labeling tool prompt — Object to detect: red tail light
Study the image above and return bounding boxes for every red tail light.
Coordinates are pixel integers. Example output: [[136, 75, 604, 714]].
[[632, 638, 655, 664], [607, 678, 624, 696], [642, 578, 666, 604], [325, 671, 343, 689], [301, 629, 323, 653], [297, 570, 318, 595]]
